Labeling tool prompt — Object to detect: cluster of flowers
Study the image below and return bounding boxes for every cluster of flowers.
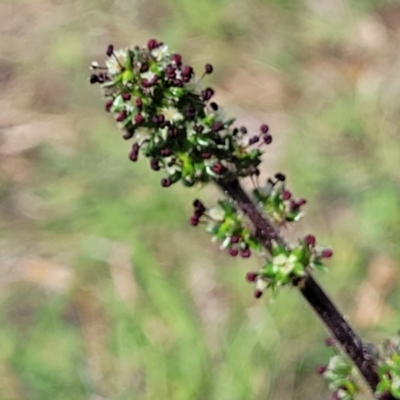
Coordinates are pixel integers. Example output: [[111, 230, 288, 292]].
[[376, 334, 400, 399], [245, 232, 333, 297], [253, 172, 307, 225], [316, 331, 400, 400], [190, 199, 261, 258], [90, 38, 333, 299], [316, 353, 359, 400], [90, 39, 271, 187], [190, 194, 332, 298]]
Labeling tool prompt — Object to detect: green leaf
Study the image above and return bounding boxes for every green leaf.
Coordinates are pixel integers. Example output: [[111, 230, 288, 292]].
[[310, 260, 326, 272], [271, 241, 286, 257], [292, 261, 305, 276], [122, 69, 134, 84], [376, 380, 390, 394], [390, 386, 400, 399], [290, 247, 304, 262], [246, 237, 262, 252]]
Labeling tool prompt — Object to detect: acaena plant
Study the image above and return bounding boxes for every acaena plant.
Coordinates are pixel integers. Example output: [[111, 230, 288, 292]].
[[89, 39, 399, 400]]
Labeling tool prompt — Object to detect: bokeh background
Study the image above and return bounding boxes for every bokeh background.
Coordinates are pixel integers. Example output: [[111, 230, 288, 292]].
[[0, 0, 399, 399]]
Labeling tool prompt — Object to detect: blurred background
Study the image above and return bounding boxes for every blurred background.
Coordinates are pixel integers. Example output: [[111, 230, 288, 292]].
[[0, 0, 399, 399]]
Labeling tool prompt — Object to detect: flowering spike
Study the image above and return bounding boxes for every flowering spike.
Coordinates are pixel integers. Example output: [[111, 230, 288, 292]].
[[90, 40, 267, 186]]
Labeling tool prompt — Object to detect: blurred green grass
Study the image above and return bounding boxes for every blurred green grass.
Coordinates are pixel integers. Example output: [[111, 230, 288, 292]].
[[0, 0, 399, 399]]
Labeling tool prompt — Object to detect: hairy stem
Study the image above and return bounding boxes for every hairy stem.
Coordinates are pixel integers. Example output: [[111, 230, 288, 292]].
[[217, 178, 389, 398]]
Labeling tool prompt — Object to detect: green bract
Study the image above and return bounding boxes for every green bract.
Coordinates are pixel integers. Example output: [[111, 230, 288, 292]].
[[205, 200, 262, 254], [322, 355, 360, 400], [376, 335, 400, 399], [253, 178, 305, 224]]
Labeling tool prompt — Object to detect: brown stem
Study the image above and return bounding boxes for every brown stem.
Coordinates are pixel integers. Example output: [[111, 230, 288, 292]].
[[299, 274, 379, 389], [217, 178, 389, 398]]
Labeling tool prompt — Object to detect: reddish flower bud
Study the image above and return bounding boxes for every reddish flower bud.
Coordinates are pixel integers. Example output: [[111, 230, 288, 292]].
[[190, 216, 199, 226], [166, 65, 176, 79], [193, 199, 202, 208], [229, 248, 239, 257], [241, 249, 251, 258], [182, 65, 193, 78], [321, 249, 333, 258], [116, 111, 126, 122], [141, 79, 150, 88], [150, 159, 160, 171], [194, 208, 205, 218], [260, 124, 269, 134], [171, 53, 182, 66], [245, 272, 258, 282], [134, 114, 144, 124], [161, 178, 171, 187], [122, 93, 131, 101], [316, 365, 326, 375], [304, 234, 316, 247], [275, 172, 286, 181], [89, 74, 100, 84], [230, 235, 240, 244], [281, 190, 292, 201], [105, 99, 113, 112], [205, 63, 213, 74], [185, 107, 196, 119], [212, 162, 224, 174], [140, 63, 149, 73], [173, 79, 183, 87], [325, 337, 335, 347], [211, 121, 223, 132], [263, 135, 272, 145], [201, 88, 214, 101], [123, 130, 134, 140], [129, 151, 138, 162], [147, 39, 159, 50], [160, 148, 172, 157], [168, 126, 179, 137], [254, 289, 263, 299], [210, 102, 218, 111], [106, 44, 114, 56], [248, 136, 260, 145], [136, 98, 143, 108], [297, 198, 307, 206]]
